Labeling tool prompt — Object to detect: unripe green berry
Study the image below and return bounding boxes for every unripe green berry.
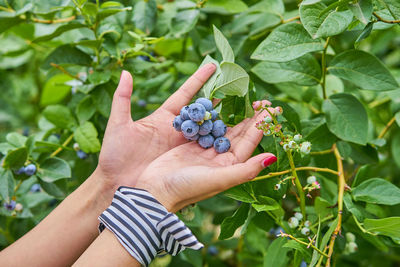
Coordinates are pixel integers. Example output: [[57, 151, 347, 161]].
[[293, 134, 302, 142], [274, 184, 281, 190], [346, 232, 356, 242], [294, 212, 303, 220], [304, 220, 311, 227], [307, 176, 317, 184], [288, 217, 299, 228], [347, 242, 358, 253], [264, 116, 272, 123], [301, 227, 310, 236]]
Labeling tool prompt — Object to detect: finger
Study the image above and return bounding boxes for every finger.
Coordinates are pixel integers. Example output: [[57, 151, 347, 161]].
[[110, 70, 133, 124], [229, 110, 269, 162], [162, 63, 216, 114], [209, 153, 277, 192]]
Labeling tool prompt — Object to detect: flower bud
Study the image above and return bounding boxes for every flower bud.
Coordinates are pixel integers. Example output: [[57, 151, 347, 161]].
[[307, 176, 316, 184], [274, 184, 281, 190], [73, 143, 80, 151], [252, 101, 262, 111], [288, 140, 296, 149], [288, 217, 299, 228], [15, 203, 23, 212], [274, 106, 283, 115]]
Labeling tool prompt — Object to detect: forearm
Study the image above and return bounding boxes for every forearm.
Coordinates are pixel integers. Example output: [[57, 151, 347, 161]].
[[0, 169, 115, 267]]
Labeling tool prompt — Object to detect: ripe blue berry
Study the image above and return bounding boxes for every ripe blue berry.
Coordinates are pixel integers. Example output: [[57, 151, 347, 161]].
[[211, 120, 227, 137], [138, 99, 147, 107], [198, 120, 213, 135], [207, 245, 218, 256], [77, 150, 88, 159], [173, 115, 184, 131], [188, 103, 206, 122], [210, 110, 219, 120], [214, 137, 231, 153], [137, 55, 150, 61], [30, 184, 41, 193], [183, 133, 199, 141], [180, 106, 190, 120], [24, 164, 36, 176], [181, 120, 200, 137], [198, 134, 215, 148], [195, 97, 213, 111], [3, 200, 16, 211], [14, 167, 25, 175]]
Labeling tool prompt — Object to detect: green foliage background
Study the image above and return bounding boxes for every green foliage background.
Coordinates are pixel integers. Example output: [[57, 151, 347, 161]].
[[0, 0, 400, 266]]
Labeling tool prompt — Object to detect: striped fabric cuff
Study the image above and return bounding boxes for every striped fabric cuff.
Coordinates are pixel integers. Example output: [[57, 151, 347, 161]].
[[98, 186, 203, 266]]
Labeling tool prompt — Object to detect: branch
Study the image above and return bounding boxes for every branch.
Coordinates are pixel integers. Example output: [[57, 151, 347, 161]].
[[373, 12, 400, 24], [50, 134, 74, 158], [325, 145, 345, 267], [50, 63, 83, 81], [278, 232, 328, 258], [310, 148, 333, 155], [32, 15, 76, 24], [378, 116, 396, 139], [287, 151, 306, 219], [252, 166, 338, 181], [282, 16, 300, 24], [320, 37, 331, 99]]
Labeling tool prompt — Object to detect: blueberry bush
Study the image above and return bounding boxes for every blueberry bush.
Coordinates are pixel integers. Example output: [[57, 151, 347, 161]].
[[0, 0, 400, 266]]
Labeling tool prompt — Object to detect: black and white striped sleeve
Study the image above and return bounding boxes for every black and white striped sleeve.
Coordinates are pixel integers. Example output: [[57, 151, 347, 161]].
[[98, 186, 203, 266]]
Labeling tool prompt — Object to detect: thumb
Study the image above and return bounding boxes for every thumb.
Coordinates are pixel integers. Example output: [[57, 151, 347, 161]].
[[212, 153, 277, 191], [110, 70, 133, 124]]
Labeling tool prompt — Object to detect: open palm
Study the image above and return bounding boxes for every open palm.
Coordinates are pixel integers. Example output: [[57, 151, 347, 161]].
[[97, 64, 217, 190], [135, 110, 276, 212]]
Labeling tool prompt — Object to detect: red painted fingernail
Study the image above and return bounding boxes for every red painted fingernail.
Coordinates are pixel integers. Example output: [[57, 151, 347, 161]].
[[261, 155, 277, 168]]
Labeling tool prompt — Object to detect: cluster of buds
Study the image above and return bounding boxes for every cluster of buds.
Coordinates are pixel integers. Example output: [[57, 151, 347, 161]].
[[288, 212, 312, 236], [344, 232, 358, 254], [254, 100, 311, 155], [3, 200, 23, 214], [274, 175, 295, 191], [303, 175, 321, 198]]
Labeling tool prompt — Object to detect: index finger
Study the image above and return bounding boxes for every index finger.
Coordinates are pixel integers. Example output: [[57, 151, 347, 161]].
[[161, 63, 216, 114]]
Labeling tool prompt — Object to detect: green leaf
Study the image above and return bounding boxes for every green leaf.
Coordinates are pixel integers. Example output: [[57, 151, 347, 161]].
[[251, 23, 324, 62], [392, 132, 400, 168], [43, 105, 76, 129], [33, 23, 86, 43], [40, 74, 73, 106], [76, 96, 96, 123], [43, 45, 92, 69], [248, 0, 284, 15], [224, 185, 255, 203], [204, 0, 248, 14], [88, 71, 111, 86], [170, 9, 200, 37], [219, 204, 249, 239], [38, 179, 67, 199], [0, 169, 15, 201], [337, 141, 378, 164], [328, 50, 399, 91], [175, 62, 198, 75], [364, 217, 400, 240], [252, 54, 321, 86], [349, 0, 373, 24], [74, 121, 101, 153], [133, 0, 157, 35], [249, 13, 281, 36], [300, 2, 353, 39], [252, 196, 280, 212], [314, 196, 332, 219], [318, 217, 338, 254], [343, 193, 365, 221], [37, 157, 71, 183], [0, 4, 32, 33], [395, 112, 400, 127], [6, 132, 27, 147], [381, 0, 400, 20], [283, 239, 312, 260], [352, 178, 400, 205], [322, 93, 368, 145], [213, 25, 234, 63], [354, 22, 373, 48], [2, 147, 27, 169], [199, 55, 221, 99], [213, 62, 249, 97], [263, 237, 290, 267]]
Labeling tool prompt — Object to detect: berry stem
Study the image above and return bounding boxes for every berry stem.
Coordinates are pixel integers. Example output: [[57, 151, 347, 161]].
[[378, 115, 396, 139], [31, 15, 76, 24], [310, 148, 333, 155], [50, 134, 74, 158], [325, 145, 345, 267], [14, 180, 23, 193], [252, 166, 338, 181], [287, 151, 306, 220], [278, 232, 328, 258]]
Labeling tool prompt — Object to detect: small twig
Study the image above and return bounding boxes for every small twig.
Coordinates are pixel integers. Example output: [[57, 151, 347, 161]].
[[321, 37, 331, 99], [310, 215, 334, 229], [50, 63, 83, 81], [278, 232, 329, 258], [252, 166, 338, 181], [282, 16, 300, 24], [373, 12, 400, 24], [14, 180, 23, 193], [50, 134, 74, 158], [32, 15, 76, 24], [310, 148, 333, 155], [378, 116, 396, 139], [325, 145, 345, 267]]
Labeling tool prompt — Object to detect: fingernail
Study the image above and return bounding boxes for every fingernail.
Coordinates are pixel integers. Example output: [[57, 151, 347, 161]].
[[261, 155, 277, 168]]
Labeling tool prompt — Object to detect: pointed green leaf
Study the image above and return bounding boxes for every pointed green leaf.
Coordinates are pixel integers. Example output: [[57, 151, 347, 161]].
[[2, 147, 28, 169], [170, 9, 200, 36], [213, 62, 249, 97], [37, 157, 71, 183], [352, 178, 400, 205], [251, 23, 324, 62], [43, 105, 76, 129], [219, 204, 249, 239], [364, 217, 400, 240], [132, 0, 157, 35], [263, 237, 290, 267], [199, 55, 221, 99], [328, 50, 399, 91], [40, 74, 73, 106], [74, 121, 101, 153], [349, 0, 373, 24], [213, 25, 235, 63], [0, 169, 15, 201]]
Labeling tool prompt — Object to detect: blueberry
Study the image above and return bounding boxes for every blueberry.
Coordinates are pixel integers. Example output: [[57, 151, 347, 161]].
[[137, 55, 150, 61], [14, 167, 25, 175], [24, 164, 36, 176], [198, 120, 213, 135], [180, 106, 190, 120], [207, 245, 218, 256], [77, 150, 88, 159], [30, 184, 41, 193], [198, 134, 215, 149], [138, 99, 147, 107], [22, 127, 29, 136], [214, 137, 231, 153], [300, 261, 307, 267], [195, 97, 213, 111], [211, 120, 227, 137], [210, 110, 219, 120], [173, 115, 184, 132], [3, 200, 16, 211], [183, 133, 199, 141], [181, 120, 199, 137], [188, 103, 206, 122]]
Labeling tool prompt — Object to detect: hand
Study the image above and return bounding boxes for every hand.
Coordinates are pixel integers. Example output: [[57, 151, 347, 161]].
[[135, 110, 277, 212], [95, 64, 217, 191]]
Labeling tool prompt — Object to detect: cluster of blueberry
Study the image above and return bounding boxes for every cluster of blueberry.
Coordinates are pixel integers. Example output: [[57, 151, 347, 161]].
[[173, 98, 231, 153], [288, 212, 311, 236], [15, 163, 36, 177], [3, 200, 23, 212], [73, 143, 88, 159]]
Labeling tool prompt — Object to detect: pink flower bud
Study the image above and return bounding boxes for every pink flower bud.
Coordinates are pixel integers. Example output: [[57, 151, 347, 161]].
[[261, 100, 272, 107], [313, 181, 321, 189], [252, 101, 262, 111], [267, 107, 276, 115]]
